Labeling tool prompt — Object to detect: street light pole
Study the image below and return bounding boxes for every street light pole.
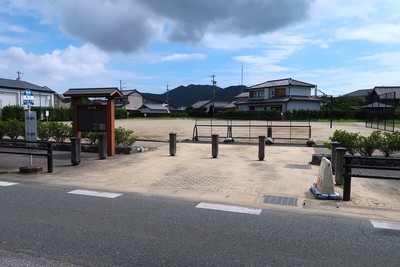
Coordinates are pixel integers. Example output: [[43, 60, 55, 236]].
[[211, 75, 216, 118]]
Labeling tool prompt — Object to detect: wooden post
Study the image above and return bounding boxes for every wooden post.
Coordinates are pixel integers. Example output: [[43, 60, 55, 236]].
[[71, 97, 81, 138], [106, 98, 115, 156]]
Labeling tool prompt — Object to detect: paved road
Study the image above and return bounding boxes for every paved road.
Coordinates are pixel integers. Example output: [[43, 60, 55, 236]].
[[0, 180, 400, 266]]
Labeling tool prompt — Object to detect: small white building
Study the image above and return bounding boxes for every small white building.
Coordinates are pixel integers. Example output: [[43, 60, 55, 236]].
[[0, 77, 55, 108], [235, 78, 322, 112]]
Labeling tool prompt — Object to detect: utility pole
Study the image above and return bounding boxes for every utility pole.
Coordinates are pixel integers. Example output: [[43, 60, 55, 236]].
[[17, 71, 23, 81], [241, 65, 244, 93], [119, 80, 126, 91], [210, 75, 216, 117], [166, 84, 169, 105]]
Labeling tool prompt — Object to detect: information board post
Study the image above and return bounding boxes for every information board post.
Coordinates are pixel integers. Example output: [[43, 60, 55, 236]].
[[23, 90, 36, 167]]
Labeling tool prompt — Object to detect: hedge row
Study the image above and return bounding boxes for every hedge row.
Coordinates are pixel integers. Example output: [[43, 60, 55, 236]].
[[0, 105, 139, 121], [329, 129, 400, 157], [0, 120, 136, 146]]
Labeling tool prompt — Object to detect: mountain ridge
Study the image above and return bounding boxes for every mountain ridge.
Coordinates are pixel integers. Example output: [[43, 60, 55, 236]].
[[142, 84, 247, 107]]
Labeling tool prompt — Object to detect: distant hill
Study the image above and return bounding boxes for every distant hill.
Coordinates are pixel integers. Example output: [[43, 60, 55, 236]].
[[142, 84, 247, 107]]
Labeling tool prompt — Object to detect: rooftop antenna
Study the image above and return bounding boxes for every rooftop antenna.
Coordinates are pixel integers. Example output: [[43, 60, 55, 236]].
[[17, 71, 23, 81]]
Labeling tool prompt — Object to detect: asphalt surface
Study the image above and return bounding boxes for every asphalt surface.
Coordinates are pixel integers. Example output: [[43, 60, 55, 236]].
[[1, 141, 400, 222], [0, 181, 400, 266]]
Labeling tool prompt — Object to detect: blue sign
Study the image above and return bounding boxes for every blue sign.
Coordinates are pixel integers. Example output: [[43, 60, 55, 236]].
[[23, 89, 34, 106]]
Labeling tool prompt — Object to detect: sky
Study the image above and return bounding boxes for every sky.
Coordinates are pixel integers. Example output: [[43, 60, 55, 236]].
[[1, 0, 400, 96]]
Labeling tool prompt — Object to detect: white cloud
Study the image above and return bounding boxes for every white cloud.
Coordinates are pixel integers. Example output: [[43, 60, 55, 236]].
[[337, 24, 400, 44], [358, 52, 400, 69], [3, 0, 315, 52], [0, 44, 109, 81], [161, 53, 207, 62]]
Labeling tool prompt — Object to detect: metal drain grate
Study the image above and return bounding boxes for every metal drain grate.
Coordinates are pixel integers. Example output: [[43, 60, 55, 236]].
[[263, 195, 298, 206], [285, 164, 310, 169]]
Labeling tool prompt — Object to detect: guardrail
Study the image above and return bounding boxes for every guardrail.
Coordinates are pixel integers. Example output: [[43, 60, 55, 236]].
[[0, 139, 53, 173], [342, 155, 400, 201], [192, 119, 311, 142]]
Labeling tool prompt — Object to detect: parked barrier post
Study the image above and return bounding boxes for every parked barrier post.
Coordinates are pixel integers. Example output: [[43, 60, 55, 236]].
[[343, 156, 352, 201], [98, 134, 107, 160], [212, 134, 219, 158], [70, 137, 81, 166], [334, 147, 347, 185], [47, 142, 53, 173], [169, 132, 177, 156], [331, 141, 341, 174], [258, 135, 265, 161], [267, 127, 272, 138]]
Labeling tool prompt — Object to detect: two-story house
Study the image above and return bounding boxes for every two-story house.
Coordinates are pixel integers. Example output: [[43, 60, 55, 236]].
[[235, 78, 322, 112], [0, 77, 56, 109]]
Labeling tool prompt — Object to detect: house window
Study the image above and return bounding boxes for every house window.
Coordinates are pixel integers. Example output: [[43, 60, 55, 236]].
[[275, 88, 286, 96], [250, 90, 264, 98]]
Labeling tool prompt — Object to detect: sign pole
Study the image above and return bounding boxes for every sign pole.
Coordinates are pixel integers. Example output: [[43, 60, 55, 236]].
[[28, 104, 33, 167]]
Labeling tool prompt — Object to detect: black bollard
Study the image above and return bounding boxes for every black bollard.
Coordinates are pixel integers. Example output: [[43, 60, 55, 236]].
[[258, 135, 265, 161], [169, 132, 177, 156], [267, 127, 272, 138], [212, 134, 219, 158], [70, 137, 81, 166], [335, 147, 347, 185], [331, 141, 341, 174], [98, 134, 107, 160]]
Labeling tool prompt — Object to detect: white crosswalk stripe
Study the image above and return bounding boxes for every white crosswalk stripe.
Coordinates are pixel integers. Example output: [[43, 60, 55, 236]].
[[370, 220, 400, 231], [196, 202, 262, 215], [0, 181, 19, 187], [68, 189, 122, 199]]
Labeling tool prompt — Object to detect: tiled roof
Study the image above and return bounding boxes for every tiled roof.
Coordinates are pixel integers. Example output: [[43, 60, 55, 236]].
[[191, 100, 212, 109], [236, 95, 322, 105], [342, 89, 372, 97], [64, 87, 123, 98], [249, 78, 315, 90], [0, 78, 54, 93], [140, 104, 169, 111], [373, 86, 400, 99]]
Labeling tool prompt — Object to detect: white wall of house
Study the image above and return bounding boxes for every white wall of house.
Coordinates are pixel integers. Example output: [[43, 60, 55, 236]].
[[125, 92, 143, 110], [287, 101, 320, 111], [34, 92, 54, 107], [237, 105, 249, 111], [0, 91, 19, 107], [288, 87, 311, 96]]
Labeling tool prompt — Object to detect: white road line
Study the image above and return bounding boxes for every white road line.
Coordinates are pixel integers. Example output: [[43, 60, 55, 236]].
[[370, 220, 400, 231], [0, 181, 19, 187], [196, 202, 262, 215], [68, 189, 122, 199]]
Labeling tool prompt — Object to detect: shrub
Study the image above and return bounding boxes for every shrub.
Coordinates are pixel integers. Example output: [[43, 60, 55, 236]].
[[355, 131, 381, 156], [82, 132, 100, 145], [115, 127, 137, 146], [37, 121, 52, 141], [377, 131, 400, 157], [330, 129, 360, 155], [48, 122, 72, 143], [1, 106, 24, 121], [3, 119, 24, 139], [0, 121, 5, 138]]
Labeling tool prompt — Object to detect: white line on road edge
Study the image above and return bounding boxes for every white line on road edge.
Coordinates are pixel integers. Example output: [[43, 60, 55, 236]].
[[0, 181, 19, 187], [196, 202, 262, 215], [370, 220, 400, 231], [68, 189, 122, 199]]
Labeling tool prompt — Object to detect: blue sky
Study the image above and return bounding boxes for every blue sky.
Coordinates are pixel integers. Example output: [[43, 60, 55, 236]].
[[1, 0, 400, 96]]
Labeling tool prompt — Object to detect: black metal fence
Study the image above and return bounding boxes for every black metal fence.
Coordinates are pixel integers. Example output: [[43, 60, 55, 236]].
[[365, 92, 396, 131], [0, 139, 53, 173], [192, 119, 311, 142], [342, 155, 400, 201]]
